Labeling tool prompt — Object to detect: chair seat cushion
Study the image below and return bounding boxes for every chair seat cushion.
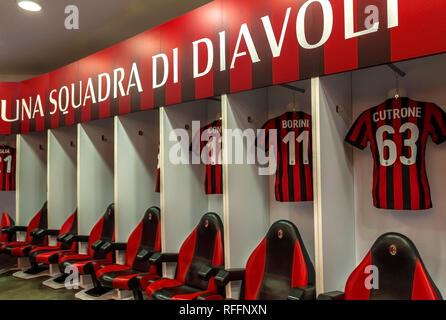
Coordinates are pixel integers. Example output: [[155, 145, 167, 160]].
[[29, 246, 74, 264], [148, 279, 215, 300], [10, 244, 36, 257], [137, 273, 161, 291], [1, 242, 31, 255], [98, 265, 156, 290], [59, 253, 110, 275]]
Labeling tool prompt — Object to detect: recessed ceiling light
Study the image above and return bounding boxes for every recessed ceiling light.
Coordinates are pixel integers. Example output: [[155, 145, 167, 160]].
[[17, 0, 42, 12]]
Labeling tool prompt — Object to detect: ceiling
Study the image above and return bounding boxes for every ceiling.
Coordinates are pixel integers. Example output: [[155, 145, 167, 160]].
[[0, 0, 212, 81]]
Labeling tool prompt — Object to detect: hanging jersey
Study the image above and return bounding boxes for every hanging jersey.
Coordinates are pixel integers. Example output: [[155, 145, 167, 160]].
[[0, 146, 16, 191], [192, 120, 222, 194], [258, 112, 313, 202], [345, 98, 446, 210]]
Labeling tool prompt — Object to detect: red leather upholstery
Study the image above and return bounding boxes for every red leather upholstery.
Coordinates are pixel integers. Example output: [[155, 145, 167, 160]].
[[344, 233, 442, 300], [28, 210, 78, 264], [59, 204, 115, 275], [145, 212, 224, 300], [96, 207, 161, 291], [0, 202, 48, 256], [0, 212, 14, 244]]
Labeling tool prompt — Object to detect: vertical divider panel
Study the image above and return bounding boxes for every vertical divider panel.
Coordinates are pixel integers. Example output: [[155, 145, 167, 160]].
[[312, 75, 356, 294], [47, 126, 77, 229], [77, 119, 114, 235], [16, 131, 47, 225]]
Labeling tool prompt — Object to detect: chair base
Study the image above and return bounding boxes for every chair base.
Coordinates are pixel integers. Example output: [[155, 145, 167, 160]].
[[12, 266, 49, 279], [75, 287, 116, 300], [42, 274, 69, 289]]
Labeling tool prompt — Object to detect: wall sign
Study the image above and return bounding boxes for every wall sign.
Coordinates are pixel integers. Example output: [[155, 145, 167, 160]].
[[1, 0, 445, 134]]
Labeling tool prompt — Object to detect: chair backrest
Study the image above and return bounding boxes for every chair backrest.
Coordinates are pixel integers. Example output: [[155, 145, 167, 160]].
[[88, 204, 115, 258], [345, 232, 442, 300], [242, 220, 315, 300], [126, 206, 161, 272], [175, 212, 224, 291], [26, 202, 48, 244], [0, 212, 14, 242], [57, 210, 78, 250]]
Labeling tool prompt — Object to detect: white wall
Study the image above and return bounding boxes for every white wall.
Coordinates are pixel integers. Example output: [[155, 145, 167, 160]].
[[115, 110, 160, 242], [78, 119, 114, 234], [48, 126, 77, 229], [16, 131, 47, 225]]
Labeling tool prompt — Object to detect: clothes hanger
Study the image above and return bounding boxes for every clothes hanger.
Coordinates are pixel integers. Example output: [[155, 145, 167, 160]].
[[394, 71, 400, 100]]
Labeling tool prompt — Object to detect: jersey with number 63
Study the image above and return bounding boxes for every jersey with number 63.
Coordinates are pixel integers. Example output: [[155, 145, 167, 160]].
[[345, 98, 446, 210], [258, 112, 313, 202]]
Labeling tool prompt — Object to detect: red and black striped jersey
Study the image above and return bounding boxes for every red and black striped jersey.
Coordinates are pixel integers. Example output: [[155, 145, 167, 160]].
[[192, 120, 222, 194], [345, 98, 446, 210], [0, 145, 16, 191], [155, 145, 160, 193], [258, 112, 313, 202]]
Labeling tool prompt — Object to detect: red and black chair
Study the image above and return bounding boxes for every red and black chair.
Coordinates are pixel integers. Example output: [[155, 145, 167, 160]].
[[27, 210, 78, 271], [214, 220, 315, 300], [57, 204, 115, 293], [0, 212, 15, 246], [89, 206, 161, 299], [139, 212, 224, 300], [0, 202, 48, 256], [318, 232, 443, 300]]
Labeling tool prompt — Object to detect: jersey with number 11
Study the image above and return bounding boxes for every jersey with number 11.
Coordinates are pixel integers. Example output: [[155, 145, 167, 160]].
[[0, 146, 16, 191], [345, 98, 446, 210], [258, 112, 313, 202]]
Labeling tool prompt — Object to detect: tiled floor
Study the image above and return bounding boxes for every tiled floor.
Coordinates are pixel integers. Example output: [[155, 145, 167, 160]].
[[0, 268, 78, 300]]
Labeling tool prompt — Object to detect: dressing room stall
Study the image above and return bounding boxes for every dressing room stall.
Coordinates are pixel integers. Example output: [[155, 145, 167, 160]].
[[313, 53, 446, 296], [222, 79, 315, 298]]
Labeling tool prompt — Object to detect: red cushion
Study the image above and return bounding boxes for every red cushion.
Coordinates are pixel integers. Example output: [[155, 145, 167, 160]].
[[10, 244, 35, 257], [146, 279, 182, 298], [96, 264, 129, 278], [1, 241, 27, 251], [138, 273, 161, 290], [30, 247, 76, 264]]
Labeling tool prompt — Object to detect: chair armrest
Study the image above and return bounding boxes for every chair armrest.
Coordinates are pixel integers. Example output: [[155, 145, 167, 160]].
[[30, 228, 47, 241], [149, 252, 179, 265], [288, 285, 316, 300], [58, 233, 79, 245], [198, 265, 224, 281], [71, 235, 89, 242], [136, 249, 156, 262], [2, 226, 27, 233], [99, 242, 126, 254], [215, 268, 245, 287], [91, 239, 106, 250], [44, 229, 61, 236], [317, 291, 345, 300], [57, 233, 70, 242]]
